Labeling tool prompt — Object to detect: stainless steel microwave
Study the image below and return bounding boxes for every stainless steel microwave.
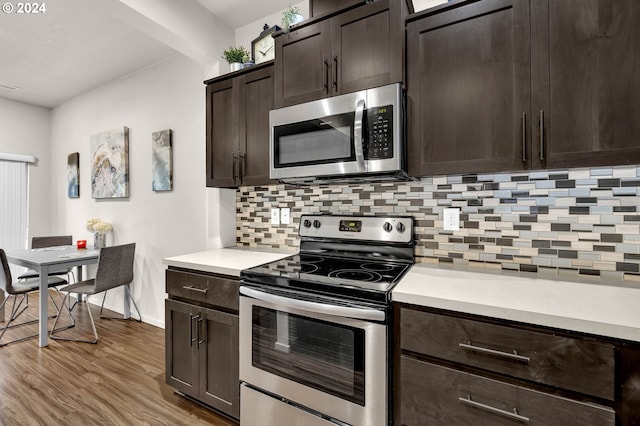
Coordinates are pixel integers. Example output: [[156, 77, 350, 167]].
[[269, 83, 408, 184]]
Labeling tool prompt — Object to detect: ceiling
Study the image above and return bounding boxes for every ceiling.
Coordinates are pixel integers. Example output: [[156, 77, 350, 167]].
[[0, 0, 295, 108]]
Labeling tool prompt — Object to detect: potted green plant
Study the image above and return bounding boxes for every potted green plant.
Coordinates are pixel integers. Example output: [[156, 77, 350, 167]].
[[222, 46, 250, 72], [281, 4, 304, 33]]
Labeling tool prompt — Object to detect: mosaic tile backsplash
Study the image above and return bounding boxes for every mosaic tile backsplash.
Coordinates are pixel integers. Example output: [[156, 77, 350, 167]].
[[236, 165, 640, 285]]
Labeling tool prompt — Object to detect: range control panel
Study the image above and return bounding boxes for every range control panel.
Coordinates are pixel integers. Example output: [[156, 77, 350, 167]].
[[299, 215, 412, 244]]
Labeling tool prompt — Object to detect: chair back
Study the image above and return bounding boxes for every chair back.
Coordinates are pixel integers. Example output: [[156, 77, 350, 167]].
[[32, 235, 72, 249], [93, 243, 136, 294], [0, 249, 16, 295]]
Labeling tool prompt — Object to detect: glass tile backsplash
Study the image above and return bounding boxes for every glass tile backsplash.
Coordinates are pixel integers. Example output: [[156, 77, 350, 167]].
[[236, 165, 640, 285]]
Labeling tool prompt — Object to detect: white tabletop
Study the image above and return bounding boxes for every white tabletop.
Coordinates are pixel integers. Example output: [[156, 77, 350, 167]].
[[6, 246, 100, 268]]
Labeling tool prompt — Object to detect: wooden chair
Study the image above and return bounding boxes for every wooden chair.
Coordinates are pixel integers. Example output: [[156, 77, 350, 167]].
[[0, 248, 74, 347], [50, 243, 138, 344]]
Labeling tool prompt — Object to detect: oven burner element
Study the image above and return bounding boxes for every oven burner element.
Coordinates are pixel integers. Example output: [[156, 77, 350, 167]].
[[328, 269, 382, 282], [299, 255, 324, 263], [361, 262, 395, 272]]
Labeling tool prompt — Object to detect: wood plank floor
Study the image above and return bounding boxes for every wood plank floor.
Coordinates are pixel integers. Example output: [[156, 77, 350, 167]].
[[0, 291, 237, 426]]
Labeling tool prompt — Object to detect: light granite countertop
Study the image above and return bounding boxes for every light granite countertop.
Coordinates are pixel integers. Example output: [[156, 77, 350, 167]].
[[163, 247, 292, 277], [393, 263, 640, 343], [163, 248, 640, 342]]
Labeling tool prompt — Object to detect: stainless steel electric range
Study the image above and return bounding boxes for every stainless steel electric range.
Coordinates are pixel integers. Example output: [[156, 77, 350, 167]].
[[239, 214, 414, 426]]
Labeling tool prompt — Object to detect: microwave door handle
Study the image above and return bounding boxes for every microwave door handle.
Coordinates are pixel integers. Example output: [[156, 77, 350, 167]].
[[354, 99, 366, 172], [240, 286, 385, 322]]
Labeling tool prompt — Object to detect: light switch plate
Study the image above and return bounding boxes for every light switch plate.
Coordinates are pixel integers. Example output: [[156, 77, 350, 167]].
[[270, 208, 280, 225], [280, 208, 290, 225], [443, 208, 460, 231]]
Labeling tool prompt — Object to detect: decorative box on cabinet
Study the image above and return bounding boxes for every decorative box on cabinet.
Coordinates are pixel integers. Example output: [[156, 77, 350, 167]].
[[205, 62, 275, 188], [165, 268, 240, 420], [395, 304, 640, 425], [406, 0, 640, 177], [309, 0, 353, 18], [274, 0, 411, 108]]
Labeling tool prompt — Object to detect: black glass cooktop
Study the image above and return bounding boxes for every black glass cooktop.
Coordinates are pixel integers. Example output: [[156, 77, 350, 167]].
[[241, 253, 412, 303]]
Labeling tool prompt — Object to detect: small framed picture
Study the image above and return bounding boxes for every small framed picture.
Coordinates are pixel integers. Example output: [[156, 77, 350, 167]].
[[152, 129, 173, 191], [67, 152, 79, 198]]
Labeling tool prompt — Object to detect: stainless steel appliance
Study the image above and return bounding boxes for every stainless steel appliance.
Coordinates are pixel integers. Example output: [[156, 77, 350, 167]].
[[269, 83, 408, 184], [239, 215, 414, 425]]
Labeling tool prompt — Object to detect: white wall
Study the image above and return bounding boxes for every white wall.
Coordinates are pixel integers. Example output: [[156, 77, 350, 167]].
[[49, 55, 211, 327], [0, 98, 52, 242]]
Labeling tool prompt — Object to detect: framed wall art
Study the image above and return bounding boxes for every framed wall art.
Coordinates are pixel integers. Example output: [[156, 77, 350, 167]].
[[67, 152, 79, 198], [152, 129, 172, 191], [90, 126, 129, 199]]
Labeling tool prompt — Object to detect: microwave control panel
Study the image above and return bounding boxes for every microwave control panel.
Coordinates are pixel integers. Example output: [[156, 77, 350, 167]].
[[366, 105, 393, 159]]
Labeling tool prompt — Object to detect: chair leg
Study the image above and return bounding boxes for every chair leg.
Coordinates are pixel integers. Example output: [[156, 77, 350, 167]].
[[99, 287, 141, 322], [49, 290, 75, 333], [49, 293, 98, 344], [0, 293, 50, 347], [50, 292, 98, 344]]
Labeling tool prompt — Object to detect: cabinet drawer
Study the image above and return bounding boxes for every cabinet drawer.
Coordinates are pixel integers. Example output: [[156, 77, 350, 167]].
[[400, 308, 614, 400], [166, 269, 239, 311], [400, 356, 615, 426]]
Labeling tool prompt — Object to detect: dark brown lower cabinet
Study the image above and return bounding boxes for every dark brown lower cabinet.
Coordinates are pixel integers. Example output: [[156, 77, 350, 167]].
[[401, 356, 614, 426], [165, 268, 239, 420], [396, 304, 640, 425]]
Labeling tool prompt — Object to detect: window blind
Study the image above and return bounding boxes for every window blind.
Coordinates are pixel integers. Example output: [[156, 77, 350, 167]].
[[0, 157, 30, 252]]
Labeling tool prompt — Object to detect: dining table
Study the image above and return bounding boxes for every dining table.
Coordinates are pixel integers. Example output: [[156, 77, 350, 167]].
[[5, 245, 131, 347]]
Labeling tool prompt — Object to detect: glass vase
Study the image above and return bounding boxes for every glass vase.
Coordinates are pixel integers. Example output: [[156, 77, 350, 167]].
[[94, 232, 106, 249]]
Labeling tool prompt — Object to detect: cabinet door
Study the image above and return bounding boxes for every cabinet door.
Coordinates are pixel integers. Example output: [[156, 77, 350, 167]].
[[531, 0, 640, 168], [274, 20, 331, 108], [407, 0, 531, 177], [198, 306, 240, 419], [330, 0, 403, 95], [238, 65, 277, 186], [165, 299, 199, 398], [206, 79, 239, 187]]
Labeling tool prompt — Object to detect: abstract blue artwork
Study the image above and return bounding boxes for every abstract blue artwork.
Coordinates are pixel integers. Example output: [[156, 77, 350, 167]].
[[90, 126, 129, 199], [67, 152, 79, 198], [152, 129, 172, 192]]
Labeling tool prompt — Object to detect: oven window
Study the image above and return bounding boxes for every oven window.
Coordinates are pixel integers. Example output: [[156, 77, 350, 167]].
[[251, 306, 365, 406]]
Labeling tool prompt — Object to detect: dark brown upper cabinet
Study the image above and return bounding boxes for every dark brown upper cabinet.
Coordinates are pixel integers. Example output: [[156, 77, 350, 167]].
[[407, 0, 640, 177], [274, 0, 410, 108], [205, 63, 275, 188], [530, 0, 640, 169], [407, 0, 531, 176]]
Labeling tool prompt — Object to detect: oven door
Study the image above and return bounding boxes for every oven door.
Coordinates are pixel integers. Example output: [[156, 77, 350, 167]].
[[239, 285, 388, 426]]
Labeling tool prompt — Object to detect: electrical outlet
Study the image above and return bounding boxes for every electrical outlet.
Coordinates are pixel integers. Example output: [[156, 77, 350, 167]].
[[280, 208, 291, 225], [443, 208, 460, 231], [270, 208, 280, 225]]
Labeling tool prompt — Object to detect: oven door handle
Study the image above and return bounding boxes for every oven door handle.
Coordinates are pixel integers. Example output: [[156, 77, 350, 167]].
[[240, 286, 385, 322]]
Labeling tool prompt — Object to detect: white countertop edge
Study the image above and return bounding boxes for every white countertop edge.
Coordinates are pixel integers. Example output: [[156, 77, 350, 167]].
[[392, 292, 640, 342], [163, 248, 292, 278]]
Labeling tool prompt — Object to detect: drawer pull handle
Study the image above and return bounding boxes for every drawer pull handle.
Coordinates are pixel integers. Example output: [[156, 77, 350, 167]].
[[183, 285, 208, 294], [459, 341, 530, 363], [459, 395, 529, 423]]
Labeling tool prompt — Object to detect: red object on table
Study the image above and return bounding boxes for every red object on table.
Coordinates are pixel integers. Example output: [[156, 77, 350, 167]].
[[76, 240, 87, 249]]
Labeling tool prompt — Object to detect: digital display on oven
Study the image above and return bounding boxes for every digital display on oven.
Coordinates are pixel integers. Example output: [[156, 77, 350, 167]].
[[339, 220, 362, 232]]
